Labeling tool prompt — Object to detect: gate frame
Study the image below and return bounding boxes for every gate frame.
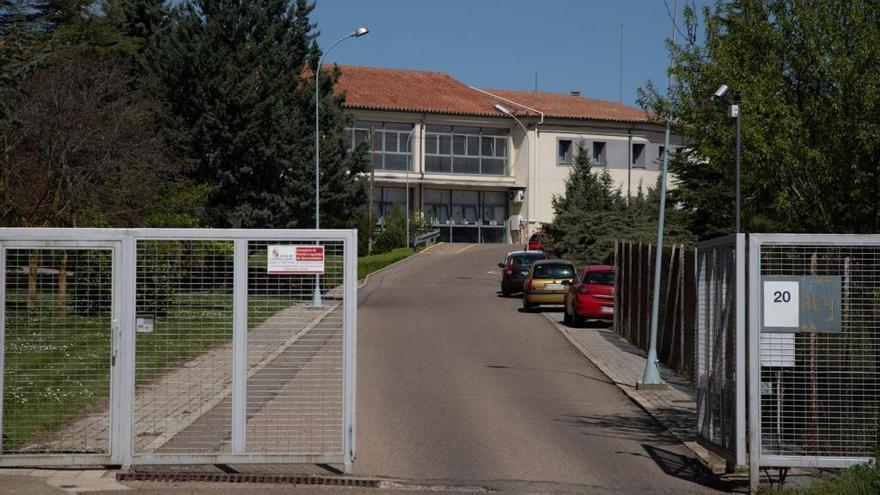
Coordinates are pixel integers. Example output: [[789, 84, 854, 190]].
[[694, 233, 747, 467], [0, 228, 357, 471], [747, 233, 877, 476]]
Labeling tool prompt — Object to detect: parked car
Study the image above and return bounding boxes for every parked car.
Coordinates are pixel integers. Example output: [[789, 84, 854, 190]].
[[522, 260, 576, 311], [498, 250, 549, 296], [526, 231, 544, 251], [564, 265, 615, 326]]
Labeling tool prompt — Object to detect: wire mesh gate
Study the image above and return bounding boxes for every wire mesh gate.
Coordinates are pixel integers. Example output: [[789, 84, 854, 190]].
[[748, 234, 880, 469], [695, 235, 747, 466], [0, 229, 357, 470]]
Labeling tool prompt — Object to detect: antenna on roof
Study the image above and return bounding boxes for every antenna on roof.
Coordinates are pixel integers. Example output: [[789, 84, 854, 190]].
[[534, 72, 538, 92], [619, 23, 624, 103]]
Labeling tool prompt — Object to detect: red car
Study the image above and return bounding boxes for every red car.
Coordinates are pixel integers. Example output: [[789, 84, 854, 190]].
[[564, 265, 615, 326], [526, 231, 544, 251]]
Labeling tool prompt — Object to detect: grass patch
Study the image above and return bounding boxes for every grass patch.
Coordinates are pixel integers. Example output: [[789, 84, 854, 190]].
[[2, 291, 292, 451], [358, 247, 413, 279], [762, 464, 880, 495]]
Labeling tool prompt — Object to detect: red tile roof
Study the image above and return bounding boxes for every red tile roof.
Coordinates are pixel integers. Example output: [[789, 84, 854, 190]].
[[487, 89, 652, 123], [334, 65, 652, 124]]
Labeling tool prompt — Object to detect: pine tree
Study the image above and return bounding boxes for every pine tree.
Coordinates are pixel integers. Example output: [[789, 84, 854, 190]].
[[143, 0, 366, 228]]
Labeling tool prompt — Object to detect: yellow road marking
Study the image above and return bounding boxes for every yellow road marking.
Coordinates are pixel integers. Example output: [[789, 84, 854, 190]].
[[419, 242, 444, 254], [455, 244, 477, 255]]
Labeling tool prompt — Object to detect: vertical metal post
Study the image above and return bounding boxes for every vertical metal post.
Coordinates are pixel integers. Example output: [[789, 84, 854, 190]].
[[748, 235, 762, 493], [342, 230, 358, 473], [735, 93, 742, 234], [113, 237, 136, 467], [231, 239, 248, 453], [639, 0, 678, 387], [735, 233, 747, 466], [0, 244, 5, 454]]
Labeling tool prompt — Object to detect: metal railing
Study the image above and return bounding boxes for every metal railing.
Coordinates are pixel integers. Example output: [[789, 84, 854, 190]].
[[413, 229, 441, 249], [0, 229, 357, 470]]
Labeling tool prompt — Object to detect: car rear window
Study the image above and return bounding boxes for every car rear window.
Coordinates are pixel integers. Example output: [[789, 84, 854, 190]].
[[585, 271, 615, 286], [513, 254, 546, 269], [533, 263, 574, 279]]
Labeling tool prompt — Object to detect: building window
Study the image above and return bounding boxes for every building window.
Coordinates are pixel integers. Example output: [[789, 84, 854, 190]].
[[424, 189, 509, 243], [369, 186, 411, 226], [345, 121, 414, 171], [424, 126, 508, 175], [557, 139, 573, 165], [632, 143, 646, 168], [592, 141, 607, 166]]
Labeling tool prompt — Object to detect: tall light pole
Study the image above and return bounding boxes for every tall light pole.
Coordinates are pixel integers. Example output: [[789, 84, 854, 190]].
[[640, 0, 679, 389], [494, 103, 529, 242], [313, 26, 369, 307], [711, 84, 742, 233]]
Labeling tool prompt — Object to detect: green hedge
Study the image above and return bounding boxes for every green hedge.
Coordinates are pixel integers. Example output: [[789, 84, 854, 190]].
[[358, 247, 413, 279]]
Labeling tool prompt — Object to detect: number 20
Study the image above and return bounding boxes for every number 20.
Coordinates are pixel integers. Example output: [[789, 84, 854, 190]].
[[773, 290, 791, 303]]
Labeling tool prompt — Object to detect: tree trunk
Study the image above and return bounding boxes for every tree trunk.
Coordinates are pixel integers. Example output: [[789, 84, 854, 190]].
[[56, 251, 68, 314], [27, 249, 39, 311]]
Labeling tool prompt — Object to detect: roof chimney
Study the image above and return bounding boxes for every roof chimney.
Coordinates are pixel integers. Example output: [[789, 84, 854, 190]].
[[570, 91, 581, 97]]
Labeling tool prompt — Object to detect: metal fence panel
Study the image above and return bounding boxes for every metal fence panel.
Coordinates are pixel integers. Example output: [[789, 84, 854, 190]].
[[0, 229, 356, 469], [749, 234, 880, 469], [695, 234, 746, 466]]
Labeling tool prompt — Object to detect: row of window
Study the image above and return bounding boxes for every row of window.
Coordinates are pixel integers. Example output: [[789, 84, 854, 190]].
[[346, 121, 672, 174], [368, 187, 509, 230], [557, 139, 679, 168]]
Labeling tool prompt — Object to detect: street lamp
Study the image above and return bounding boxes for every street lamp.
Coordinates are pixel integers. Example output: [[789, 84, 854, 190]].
[[494, 103, 530, 242], [313, 26, 369, 307], [712, 84, 742, 234]]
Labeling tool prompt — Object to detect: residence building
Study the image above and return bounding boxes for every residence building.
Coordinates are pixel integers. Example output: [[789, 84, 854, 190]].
[[335, 65, 683, 244]]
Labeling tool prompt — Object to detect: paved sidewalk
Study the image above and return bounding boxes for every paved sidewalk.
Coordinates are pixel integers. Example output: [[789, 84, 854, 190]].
[[542, 312, 728, 474]]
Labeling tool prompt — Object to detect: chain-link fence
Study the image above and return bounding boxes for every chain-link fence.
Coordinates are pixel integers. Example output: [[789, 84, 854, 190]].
[[0, 229, 356, 469]]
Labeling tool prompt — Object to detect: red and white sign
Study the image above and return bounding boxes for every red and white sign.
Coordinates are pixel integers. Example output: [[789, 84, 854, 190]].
[[267, 245, 325, 274]]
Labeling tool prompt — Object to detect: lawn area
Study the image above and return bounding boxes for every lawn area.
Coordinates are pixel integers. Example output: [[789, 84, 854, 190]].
[[762, 464, 880, 495], [358, 247, 414, 280], [2, 290, 292, 451]]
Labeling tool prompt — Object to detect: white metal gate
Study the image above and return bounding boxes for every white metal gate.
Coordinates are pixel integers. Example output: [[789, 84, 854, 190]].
[[0, 229, 357, 470], [748, 234, 880, 469]]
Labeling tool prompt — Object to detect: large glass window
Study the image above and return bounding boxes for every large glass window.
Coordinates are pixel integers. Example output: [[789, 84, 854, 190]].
[[424, 189, 509, 243], [345, 121, 414, 171], [369, 186, 411, 226], [424, 126, 508, 175]]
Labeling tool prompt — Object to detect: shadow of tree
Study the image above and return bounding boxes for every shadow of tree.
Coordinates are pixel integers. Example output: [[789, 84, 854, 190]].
[[643, 444, 746, 493]]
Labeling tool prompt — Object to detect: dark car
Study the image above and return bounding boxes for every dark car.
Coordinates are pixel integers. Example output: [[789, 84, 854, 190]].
[[526, 231, 544, 251], [564, 265, 615, 326], [498, 250, 548, 296]]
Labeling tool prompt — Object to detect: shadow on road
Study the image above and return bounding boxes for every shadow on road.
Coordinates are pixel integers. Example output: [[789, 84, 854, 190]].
[[485, 364, 613, 385], [557, 411, 679, 445], [643, 444, 745, 493]]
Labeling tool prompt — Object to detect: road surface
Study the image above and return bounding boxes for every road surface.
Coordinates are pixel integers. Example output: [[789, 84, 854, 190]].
[[354, 243, 726, 494]]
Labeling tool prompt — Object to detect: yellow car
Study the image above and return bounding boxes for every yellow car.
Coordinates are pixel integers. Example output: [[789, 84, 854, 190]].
[[522, 260, 576, 311]]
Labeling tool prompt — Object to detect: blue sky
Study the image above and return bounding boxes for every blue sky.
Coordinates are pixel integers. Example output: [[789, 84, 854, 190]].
[[313, 0, 710, 109]]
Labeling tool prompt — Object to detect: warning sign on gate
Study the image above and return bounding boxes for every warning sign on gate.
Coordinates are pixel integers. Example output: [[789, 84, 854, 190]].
[[267, 245, 325, 274]]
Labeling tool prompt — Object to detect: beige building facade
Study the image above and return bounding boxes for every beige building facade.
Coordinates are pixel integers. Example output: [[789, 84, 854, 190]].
[[336, 66, 683, 243]]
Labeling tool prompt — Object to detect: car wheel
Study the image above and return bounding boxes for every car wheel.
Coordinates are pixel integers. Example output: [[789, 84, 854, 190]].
[[572, 312, 585, 327], [563, 306, 572, 324], [523, 299, 535, 312]]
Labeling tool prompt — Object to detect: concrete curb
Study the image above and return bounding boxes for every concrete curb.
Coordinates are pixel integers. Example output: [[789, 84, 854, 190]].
[[541, 312, 727, 475], [357, 243, 444, 290]]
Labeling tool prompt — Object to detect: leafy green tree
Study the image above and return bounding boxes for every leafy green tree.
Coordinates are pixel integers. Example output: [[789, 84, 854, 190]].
[[640, 0, 880, 238], [143, 0, 367, 229], [544, 146, 692, 266]]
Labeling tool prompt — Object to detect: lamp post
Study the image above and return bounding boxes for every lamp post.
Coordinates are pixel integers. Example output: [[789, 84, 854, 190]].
[[711, 84, 742, 233], [313, 26, 369, 307], [494, 103, 529, 242], [639, 0, 679, 389]]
